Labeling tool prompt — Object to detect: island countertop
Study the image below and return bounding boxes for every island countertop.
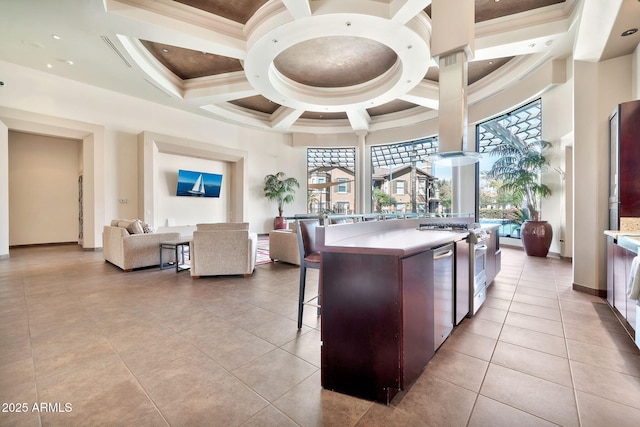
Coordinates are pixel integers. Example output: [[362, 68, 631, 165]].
[[319, 227, 467, 257]]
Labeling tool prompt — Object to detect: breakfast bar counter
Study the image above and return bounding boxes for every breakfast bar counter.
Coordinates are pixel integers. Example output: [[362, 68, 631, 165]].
[[316, 219, 469, 403]]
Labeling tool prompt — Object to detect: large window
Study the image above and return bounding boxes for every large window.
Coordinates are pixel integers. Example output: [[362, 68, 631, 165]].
[[307, 148, 356, 214], [371, 138, 446, 215], [477, 99, 542, 238]]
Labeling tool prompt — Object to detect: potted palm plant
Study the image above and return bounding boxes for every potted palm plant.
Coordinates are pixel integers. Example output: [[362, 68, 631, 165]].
[[487, 137, 553, 256], [264, 172, 300, 230]]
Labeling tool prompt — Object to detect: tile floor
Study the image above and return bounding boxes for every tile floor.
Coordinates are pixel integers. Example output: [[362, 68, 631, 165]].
[[1, 245, 640, 426]]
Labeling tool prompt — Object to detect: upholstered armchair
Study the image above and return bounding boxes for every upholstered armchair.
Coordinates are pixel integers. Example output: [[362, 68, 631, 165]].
[[268, 222, 300, 265], [190, 222, 258, 278]]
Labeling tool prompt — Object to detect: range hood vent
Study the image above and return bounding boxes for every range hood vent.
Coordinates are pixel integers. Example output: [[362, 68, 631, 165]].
[[430, 50, 480, 166], [429, 0, 479, 167]]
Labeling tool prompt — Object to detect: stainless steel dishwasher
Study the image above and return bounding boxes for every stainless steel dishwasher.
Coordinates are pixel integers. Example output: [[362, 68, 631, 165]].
[[433, 243, 454, 350]]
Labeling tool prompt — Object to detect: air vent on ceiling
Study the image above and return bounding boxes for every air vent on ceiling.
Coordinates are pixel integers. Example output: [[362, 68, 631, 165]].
[[100, 36, 132, 68]]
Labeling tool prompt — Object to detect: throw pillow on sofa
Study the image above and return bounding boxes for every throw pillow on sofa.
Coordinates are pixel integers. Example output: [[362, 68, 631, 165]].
[[126, 219, 144, 235]]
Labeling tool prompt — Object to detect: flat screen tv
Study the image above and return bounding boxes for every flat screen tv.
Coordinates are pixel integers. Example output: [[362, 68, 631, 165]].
[[176, 169, 222, 198]]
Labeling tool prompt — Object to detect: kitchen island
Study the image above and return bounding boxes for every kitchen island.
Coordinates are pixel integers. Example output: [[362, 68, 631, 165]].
[[316, 218, 471, 403]]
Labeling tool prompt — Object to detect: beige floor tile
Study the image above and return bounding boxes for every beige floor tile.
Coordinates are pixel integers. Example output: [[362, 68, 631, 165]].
[[189, 326, 277, 371], [560, 299, 619, 320], [0, 357, 35, 390], [440, 330, 497, 361], [563, 316, 638, 352], [158, 373, 269, 426], [4, 244, 640, 426], [246, 316, 313, 347], [474, 305, 508, 323], [274, 371, 373, 427], [515, 285, 559, 300], [424, 347, 489, 392], [280, 328, 322, 367], [575, 390, 640, 427], [39, 380, 166, 427], [509, 301, 561, 321], [571, 359, 640, 409], [232, 348, 318, 402], [492, 341, 573, 387], [454, 316, 503, 340], [504, 311, 564, 337], [486, 288, 514, 301], [241, 405, 299, 427], [561, 307, 629, 333], [480, 363, 579, 427], [499, 324, 567, 357], [482, 296, 512, 311], [392, 373, 477, 427], [468, 395, 557, 427], [119, 335, 211, 376], [566, 338, 640, 376], [512, 292, 560, 309]]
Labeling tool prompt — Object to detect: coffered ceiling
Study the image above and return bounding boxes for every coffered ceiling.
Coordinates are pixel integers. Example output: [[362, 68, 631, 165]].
[[1, 0, 639, 135]]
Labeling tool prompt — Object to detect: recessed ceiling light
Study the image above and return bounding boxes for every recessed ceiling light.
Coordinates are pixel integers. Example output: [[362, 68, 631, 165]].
[[545, 40, 553, 47], [46, 63, 53, 68], [489, 61, 494, 65], [162, 48, 169, 53], [529, 43, 536, 48], [621, 28, 638, 37], [65, 59, 74, 65], [52, 34, 61, 40]]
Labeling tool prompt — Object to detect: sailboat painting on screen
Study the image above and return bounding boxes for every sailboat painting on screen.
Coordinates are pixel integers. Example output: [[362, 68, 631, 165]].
[[176, 169, 222, 198]]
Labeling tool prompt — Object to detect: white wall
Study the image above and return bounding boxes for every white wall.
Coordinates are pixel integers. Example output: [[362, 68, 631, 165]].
[[573, 55, 634, 293], [8, 131, 81, 245], [156, 153, 228, 227]]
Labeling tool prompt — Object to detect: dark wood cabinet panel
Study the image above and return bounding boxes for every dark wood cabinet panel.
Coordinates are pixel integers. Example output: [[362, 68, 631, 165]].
[[610, 100, 640, 229], [320, 250, 434, 404]]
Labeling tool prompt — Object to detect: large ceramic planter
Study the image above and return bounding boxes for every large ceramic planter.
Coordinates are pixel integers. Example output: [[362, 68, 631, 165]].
[[521, 220, 553, 257], [273, 216, 287, 230]]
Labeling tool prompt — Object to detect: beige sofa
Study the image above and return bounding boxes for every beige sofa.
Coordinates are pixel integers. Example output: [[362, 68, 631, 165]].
[[190, 222, 258, 278], [103, 219, 181, 271], [269, 222, 300, 265]]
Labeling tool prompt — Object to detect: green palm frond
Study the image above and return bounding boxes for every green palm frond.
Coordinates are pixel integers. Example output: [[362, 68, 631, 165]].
[[486, 128, 552, 221]]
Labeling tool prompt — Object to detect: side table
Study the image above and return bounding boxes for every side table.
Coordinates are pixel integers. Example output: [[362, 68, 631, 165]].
[[160, 239, 190, 272]]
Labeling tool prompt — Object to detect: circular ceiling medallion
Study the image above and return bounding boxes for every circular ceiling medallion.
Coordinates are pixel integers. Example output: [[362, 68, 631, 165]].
[[274, 36, 398, 88], [244, 5, 431, 113]]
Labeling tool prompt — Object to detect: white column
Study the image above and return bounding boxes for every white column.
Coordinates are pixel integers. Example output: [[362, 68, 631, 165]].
[[356, 130, 369, 213]]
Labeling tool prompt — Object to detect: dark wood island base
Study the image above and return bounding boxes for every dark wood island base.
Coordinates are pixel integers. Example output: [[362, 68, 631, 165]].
[[317, 219, 474, 404]]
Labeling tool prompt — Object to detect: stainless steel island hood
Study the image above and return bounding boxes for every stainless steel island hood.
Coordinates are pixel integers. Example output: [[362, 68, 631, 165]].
[[429, 0, 480, 167]]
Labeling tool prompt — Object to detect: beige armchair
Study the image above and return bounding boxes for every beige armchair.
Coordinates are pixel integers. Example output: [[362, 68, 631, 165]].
[[269, 222, 300, 265], [190, 223, 258, 278]]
